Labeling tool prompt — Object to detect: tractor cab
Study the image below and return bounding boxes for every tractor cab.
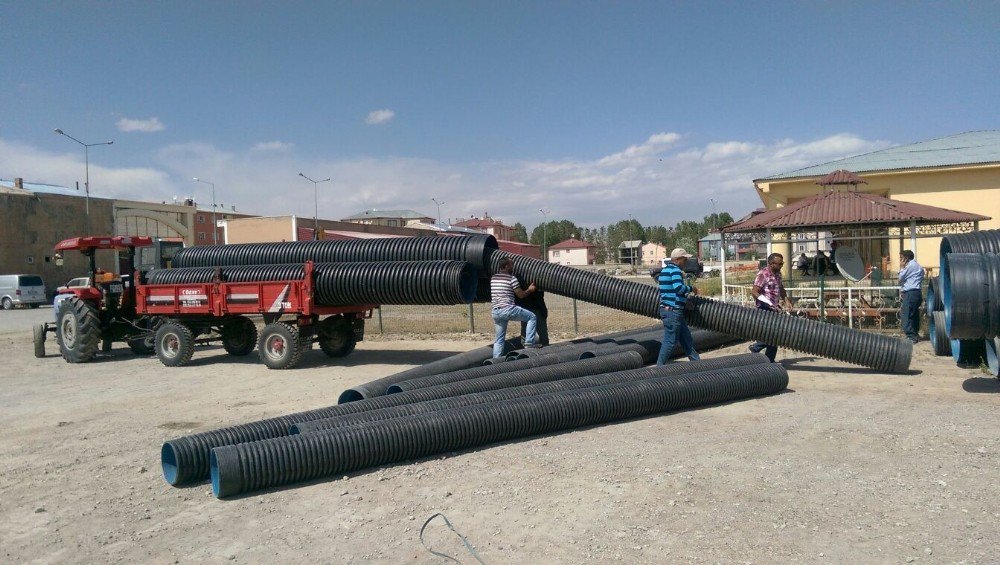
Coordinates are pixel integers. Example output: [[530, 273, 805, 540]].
[[54, 236, 154, 314]]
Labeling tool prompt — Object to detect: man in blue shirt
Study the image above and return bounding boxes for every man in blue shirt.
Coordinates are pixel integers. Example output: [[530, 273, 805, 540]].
[[654, 248, 701, 365], [898, 250, 924, 343]]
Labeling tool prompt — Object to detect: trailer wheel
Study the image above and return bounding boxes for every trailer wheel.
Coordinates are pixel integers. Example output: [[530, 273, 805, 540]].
[[222, 316, 257, 356], [156, 321, 195, 367], [258, 322, 305, 370], [56, 297, 101, 363], [33, 324, 46, 358], [318, 317, 356, 358]]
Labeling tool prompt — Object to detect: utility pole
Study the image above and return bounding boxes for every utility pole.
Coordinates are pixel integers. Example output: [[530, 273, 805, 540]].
[[539, 208, 550, 262], [431, 198, 445, 224], [54, 129, 113, 234], [299, 173, 331, 237]]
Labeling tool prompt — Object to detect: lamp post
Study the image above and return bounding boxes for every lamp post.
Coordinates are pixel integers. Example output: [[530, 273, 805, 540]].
[[710, 197, 719, 260], [54, 128, 113, 233], [299, 173, 331, 236], [431, 198, 445, 224], [539, 208, 550, 261], [192, 178, 218, 244], [627, 213, 635, 266]]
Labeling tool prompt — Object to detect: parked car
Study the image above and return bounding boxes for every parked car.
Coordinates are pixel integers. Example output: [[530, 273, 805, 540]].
[[57, 277, 91, 294], [0, 274, 47, 309]]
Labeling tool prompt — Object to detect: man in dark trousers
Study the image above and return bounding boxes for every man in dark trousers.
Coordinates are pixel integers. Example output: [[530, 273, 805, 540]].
[[897, 249, 924, 343], [516, 279, 549, 346], [749, 253, 792, 362]]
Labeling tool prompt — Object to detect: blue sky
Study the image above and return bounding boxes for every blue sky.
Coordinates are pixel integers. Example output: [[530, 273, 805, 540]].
[[2, 2, 997, 228]]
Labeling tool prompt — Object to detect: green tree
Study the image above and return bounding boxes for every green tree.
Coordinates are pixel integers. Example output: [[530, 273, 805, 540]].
[[529, 219, 581, 251], [511, 222, 528, 243]]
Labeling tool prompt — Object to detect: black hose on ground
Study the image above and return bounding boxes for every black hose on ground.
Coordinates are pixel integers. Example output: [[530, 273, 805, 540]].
[[172, 234, 499, 270], [487, 250, 912, 373], [210, 362, 788, 498], [929, 311, 952, 357], [147, 261, 479, 305], [295, 353, 771, 435], [161, 351, 641, 485], [942, 253, 1000, 339]]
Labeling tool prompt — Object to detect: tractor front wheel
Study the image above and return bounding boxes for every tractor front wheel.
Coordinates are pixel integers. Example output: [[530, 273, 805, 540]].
[[257, 322, 305, 370], [155, 321, 195, 367], [33, 324, 46, 358], [56, 297, 101, 363], [222, 316, 257, 356]]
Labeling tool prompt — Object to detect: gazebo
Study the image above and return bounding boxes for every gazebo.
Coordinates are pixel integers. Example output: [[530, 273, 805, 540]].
[[718, 172, 989, 326]]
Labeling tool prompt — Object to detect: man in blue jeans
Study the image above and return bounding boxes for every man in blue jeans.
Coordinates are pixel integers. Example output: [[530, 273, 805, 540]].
[[655, 248, 701, 365], [897, 250, 924, 343], [490, 257, 539, 358]]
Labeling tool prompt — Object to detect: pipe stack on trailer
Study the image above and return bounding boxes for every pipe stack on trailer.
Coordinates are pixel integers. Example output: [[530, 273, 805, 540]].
[[938, 229, 1000, 376]]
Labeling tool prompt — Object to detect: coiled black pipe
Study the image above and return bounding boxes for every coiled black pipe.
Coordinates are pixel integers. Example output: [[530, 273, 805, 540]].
[[162, 351, 640, 485], [295, 353, 771, 435], [929, 311, 952, 357], [985, 338, 999, 378], [939, 229, 1000, 295], [942, 253, 1000, 339], [488, 250, 912, 373], [173, 234, 498, 270], [951, 337, 986, 367], [504, 328, 664, 360], [684, 296, 912, 373], [925, 276, 943, 314], [580, 329, 740, 364], [337, 337, 523, 403], [210, 362, 788, 497], [147, 261, 478, 305]]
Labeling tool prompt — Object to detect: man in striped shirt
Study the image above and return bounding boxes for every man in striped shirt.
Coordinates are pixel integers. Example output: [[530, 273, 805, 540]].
[[655, 248, 701, 365], [490, 257, 539, 358]]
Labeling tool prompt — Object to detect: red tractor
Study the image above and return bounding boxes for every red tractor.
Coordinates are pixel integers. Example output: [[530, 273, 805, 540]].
[[34, 236, 180, 362]]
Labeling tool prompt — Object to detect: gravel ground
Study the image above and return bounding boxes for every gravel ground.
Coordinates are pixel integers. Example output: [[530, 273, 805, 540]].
[[0, 312, 998, 563]]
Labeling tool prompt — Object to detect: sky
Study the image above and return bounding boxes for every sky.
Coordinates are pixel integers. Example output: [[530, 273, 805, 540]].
[[1, 1, 998, 229]]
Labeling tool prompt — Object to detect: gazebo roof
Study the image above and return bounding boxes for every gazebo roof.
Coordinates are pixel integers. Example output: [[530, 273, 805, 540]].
[[816, 169, 868, 186], [721, 190, 989, 233]]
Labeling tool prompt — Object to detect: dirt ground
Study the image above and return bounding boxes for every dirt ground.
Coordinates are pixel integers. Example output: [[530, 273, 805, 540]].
[[1, 307, 998, 563]]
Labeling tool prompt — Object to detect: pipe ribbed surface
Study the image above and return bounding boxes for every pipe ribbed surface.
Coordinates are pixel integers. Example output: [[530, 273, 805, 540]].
[[985, 338, 1000, 378], [488, 250, 910, 372], [950, 337, 987, 366], [939, 229, 1000, 293], [684, 297, 912, 373], [942, 253, 1000, 339], [210, 362, 788, 497], [925, 276, 943, 314], [929, 311, 952, 357], [173, 234, 498, 270], [337, 337, 523, 403], [504, 328, 665, 360], [162, 352, 640, 485], [295, 353, 771, 435], [147, 261, 478, 305]]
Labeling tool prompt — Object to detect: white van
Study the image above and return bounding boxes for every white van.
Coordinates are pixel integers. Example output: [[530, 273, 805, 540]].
[[0, 274, 47, 309]]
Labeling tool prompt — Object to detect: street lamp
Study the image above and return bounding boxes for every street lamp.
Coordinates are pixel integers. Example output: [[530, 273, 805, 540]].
[[54, 128, 113, 233], [539, 208, 550, 261], [192, 178, 218, 244], [299, 173, 331, 236], [627, 213, 635, 266], [431, 198, 445, 224], [710, 197, 719, 261]]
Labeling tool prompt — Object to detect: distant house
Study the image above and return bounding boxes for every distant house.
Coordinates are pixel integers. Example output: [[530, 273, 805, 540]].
[[453, 213, 515, 241], [548, 237, 596, 266], [640, 242, 667, 267], [341, 209, 434, 227], [618, 240, 642, 265]]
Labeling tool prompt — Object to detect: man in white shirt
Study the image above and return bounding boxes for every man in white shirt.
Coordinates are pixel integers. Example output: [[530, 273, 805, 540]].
[[490, 257, 539, 358]]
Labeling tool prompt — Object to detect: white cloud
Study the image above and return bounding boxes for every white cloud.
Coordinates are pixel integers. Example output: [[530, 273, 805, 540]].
[[116, 117, 166, 133], [365, 109, 396, 125], [251, 141, 294, 152], [0, 131, 889, 230]]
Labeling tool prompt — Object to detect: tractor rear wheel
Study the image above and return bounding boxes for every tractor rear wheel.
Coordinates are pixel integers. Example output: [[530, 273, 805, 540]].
[[222, 316, 257, 356], [258, 322, 305, 370], [56, 297, 101, 363], [318, 316, 356, 358], [156, 321, 195, 367], [33, 324, 46, 358]]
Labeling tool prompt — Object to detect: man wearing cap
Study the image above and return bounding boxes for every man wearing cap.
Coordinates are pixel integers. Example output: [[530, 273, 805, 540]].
[[655, 248, 701, 365], [749, 253, 792, 362]]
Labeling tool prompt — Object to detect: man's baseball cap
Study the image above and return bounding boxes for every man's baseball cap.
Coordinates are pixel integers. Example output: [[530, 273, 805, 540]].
[[670, 248, 693, 259]]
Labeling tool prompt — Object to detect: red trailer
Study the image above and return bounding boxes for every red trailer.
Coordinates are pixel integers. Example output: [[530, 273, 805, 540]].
[[136, 261, 375, 369]]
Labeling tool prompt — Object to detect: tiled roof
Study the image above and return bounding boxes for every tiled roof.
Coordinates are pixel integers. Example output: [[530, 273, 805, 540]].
[[341, 209, 433, 220], [758, 130, 1000, 181], [721, 190, 990, 233], [816, 169, 868, 185], [549, 237, 595, 250]]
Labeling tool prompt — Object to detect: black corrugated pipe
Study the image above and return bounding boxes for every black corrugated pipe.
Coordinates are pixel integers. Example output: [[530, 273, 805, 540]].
[[939, 229, 1000, 295], [172, 234, 498, 270], [487, 250, 912, 373], [161, 351, 641, 485], [942, 253, 1000, 339], [580, 329, 739, 364], [504, 328, 665, 360], [147, 261, 478, 305], [210, 362, 788, 497], [985, 338, 1000, 378], [295, 353, 771, 435], [337, 337, 523, 403], [925, 276, 943, 314], [929, 311, 952, 357], [951, 337, 986, 367]]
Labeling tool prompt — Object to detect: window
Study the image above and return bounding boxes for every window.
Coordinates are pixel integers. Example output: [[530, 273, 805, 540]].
[[198, 232, 206, 241], [553, 250, 560, 257], [26, 256, 35, 264], [387, 220, 399, 227], [198, 216, 205, 223]]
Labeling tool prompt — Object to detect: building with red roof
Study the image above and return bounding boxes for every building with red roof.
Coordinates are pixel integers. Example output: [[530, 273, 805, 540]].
[[548, 237, 596, 266]]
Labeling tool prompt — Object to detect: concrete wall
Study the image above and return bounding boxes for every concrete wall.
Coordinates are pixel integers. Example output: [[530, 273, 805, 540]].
[[756, 164, 1000, 274]]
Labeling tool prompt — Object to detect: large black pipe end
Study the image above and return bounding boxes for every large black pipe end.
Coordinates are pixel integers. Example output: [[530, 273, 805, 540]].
[[986, 338, 1000, 378], [892, 339, 914, 374], [338, 389, 366, 404], [385, 384, 404, 394], [210, 446, 245, 499], [161, 442, 182, 486], [459, 264, 478, 303]]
